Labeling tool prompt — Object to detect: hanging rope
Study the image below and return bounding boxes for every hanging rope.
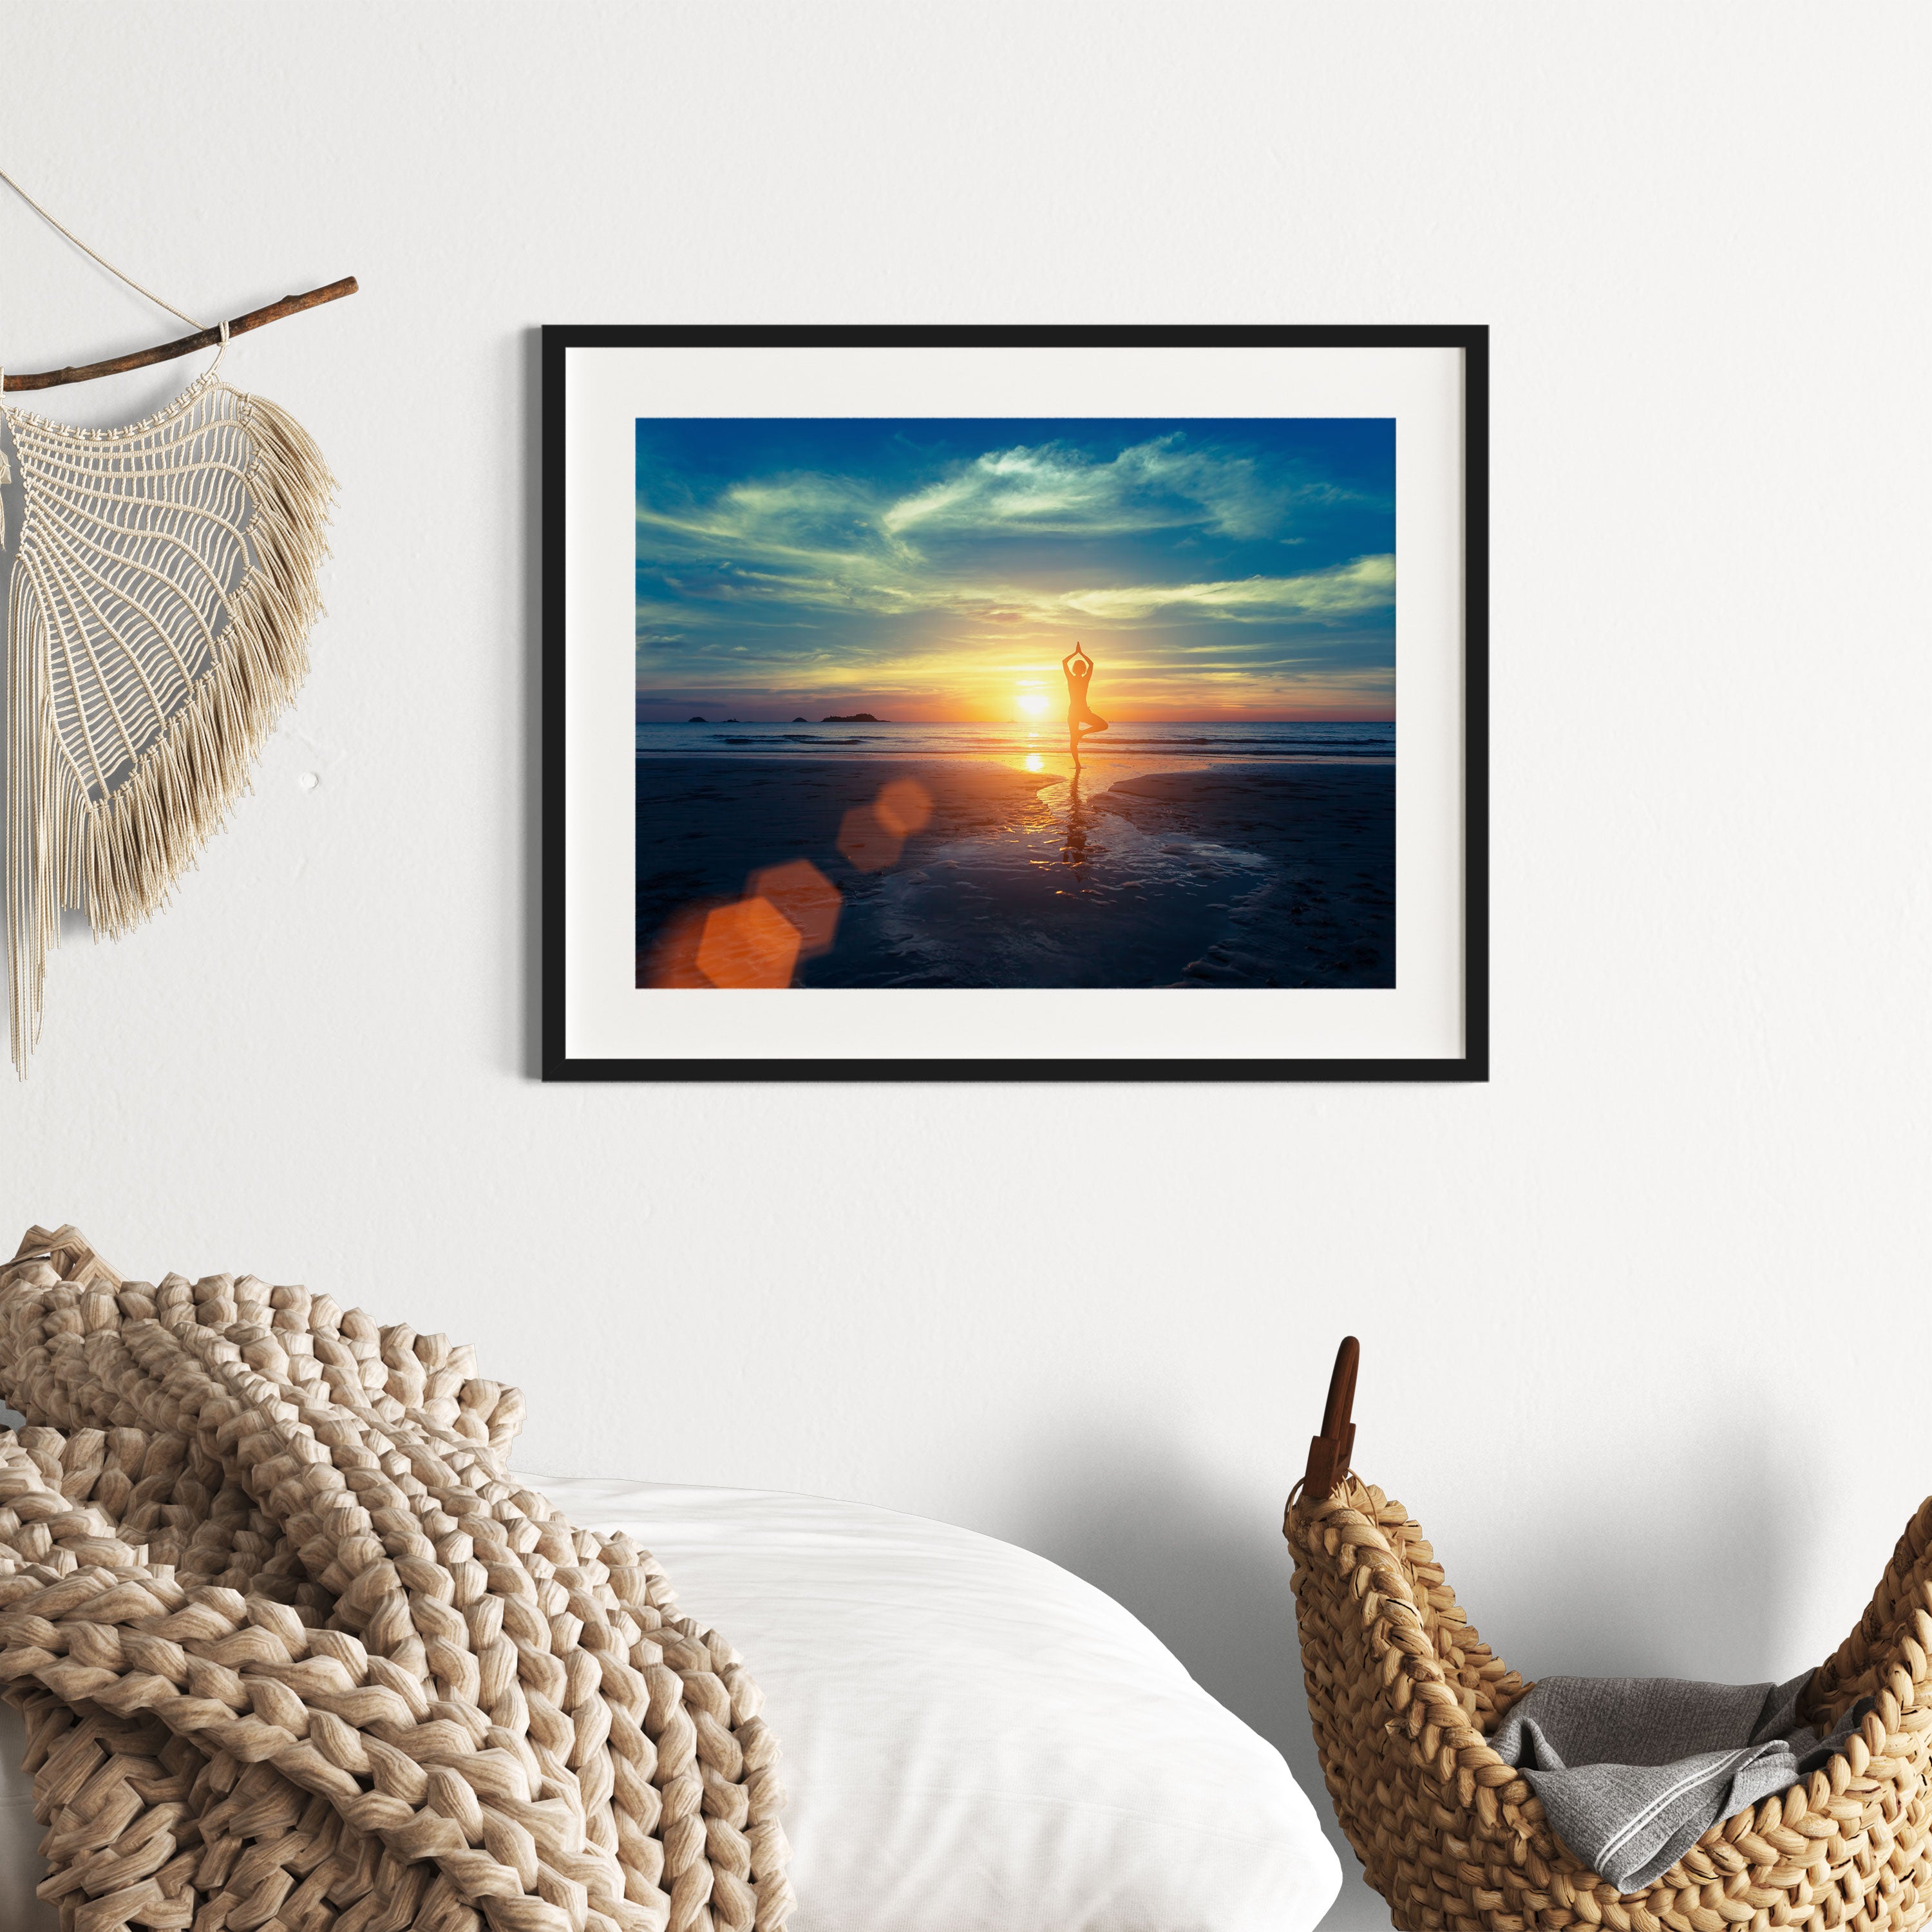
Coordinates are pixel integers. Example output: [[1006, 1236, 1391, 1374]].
[[0, 164, 207, 330]]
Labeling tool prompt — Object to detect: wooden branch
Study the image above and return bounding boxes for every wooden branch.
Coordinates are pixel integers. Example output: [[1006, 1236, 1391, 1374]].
[[3, 278, 359, 392]]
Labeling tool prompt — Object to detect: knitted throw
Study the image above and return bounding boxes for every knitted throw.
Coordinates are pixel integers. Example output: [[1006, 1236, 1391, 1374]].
[[0, 1226, 792, 1932], [1, 365, 332, 1074]]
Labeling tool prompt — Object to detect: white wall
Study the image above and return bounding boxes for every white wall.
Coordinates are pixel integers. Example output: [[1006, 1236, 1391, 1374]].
[[1, 6, 1926, 1923]]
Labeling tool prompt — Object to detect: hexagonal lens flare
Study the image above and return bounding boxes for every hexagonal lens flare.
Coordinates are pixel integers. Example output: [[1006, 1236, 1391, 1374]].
[[746, 858, 842, 960], [837, 805, 900, 873], [875, 779, 933, 838], [695, 897, 802, 989]]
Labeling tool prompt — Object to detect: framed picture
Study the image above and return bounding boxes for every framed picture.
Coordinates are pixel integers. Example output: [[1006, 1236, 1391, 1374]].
[[543, 325, 1486, 1081]]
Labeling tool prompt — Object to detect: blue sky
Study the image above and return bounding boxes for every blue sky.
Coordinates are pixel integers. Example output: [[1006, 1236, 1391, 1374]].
[[635, 418, 1394, 721]]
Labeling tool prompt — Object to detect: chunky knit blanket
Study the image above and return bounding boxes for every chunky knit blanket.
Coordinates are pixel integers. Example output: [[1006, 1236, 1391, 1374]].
[[0, 1226, 791, 1932]]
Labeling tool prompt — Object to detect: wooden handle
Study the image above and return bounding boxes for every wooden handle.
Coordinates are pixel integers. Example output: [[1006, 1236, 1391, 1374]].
[[1302, 1335, 1359, 1497], [4, 277, 359, 392]]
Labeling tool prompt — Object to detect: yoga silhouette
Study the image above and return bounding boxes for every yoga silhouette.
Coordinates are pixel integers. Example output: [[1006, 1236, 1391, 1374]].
[[1063, 644, 1109, 764]]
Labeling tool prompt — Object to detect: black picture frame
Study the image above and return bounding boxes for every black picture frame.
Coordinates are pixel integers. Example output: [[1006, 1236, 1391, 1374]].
[[542, 324, 1488, 1083]]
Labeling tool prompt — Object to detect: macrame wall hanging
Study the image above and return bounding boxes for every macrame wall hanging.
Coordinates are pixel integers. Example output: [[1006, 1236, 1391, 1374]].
[[0, 168, 357, 1076]]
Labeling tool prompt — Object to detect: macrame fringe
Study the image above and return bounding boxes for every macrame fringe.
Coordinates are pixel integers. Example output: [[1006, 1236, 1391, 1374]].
[[6, 573, 86, 1076], [5, 390, 334, 1075]]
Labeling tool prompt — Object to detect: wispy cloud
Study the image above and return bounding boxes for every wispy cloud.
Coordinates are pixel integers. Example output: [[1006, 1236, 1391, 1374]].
[[1054, 555, 1394, 621], [634, 554, 1392, 630], [882, 435, 1325, 542]]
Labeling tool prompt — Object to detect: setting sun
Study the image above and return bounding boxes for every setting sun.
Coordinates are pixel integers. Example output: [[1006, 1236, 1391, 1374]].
[[1017, 692, 1050, 717]]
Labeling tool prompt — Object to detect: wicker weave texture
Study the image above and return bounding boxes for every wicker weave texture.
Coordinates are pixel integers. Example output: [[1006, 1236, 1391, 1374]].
[[1286, 1476, 1932, 1932], [0, 1226, 792, 1932]]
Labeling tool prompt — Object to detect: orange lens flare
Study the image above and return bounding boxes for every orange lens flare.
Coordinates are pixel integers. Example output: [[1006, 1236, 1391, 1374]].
[[696, 896, 801, 989], [746, 858, 842, 960], [840, 779, 934, 871], [875, 779, 933, 838], [837, 806, 900, 873]]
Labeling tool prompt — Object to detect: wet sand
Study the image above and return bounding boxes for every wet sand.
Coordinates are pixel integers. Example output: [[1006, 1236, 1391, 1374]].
[[636, 755, 1393, 989]]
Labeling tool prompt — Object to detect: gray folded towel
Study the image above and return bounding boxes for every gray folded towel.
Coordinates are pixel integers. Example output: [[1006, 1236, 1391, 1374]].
[[1486, 1672, 1870, 1891]]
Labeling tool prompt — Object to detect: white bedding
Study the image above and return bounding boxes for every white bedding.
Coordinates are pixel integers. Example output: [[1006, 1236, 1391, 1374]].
[[0, 1477, 1341, 1932], [536, 1475, 1340, 1932]]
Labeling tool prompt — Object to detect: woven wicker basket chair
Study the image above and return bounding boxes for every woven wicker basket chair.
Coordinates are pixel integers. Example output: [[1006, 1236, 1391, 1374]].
[[1285, 1338, 1932, 1932]]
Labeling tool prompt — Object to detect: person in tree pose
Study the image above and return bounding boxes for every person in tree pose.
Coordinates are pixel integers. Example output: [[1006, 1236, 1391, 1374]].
[[1063, 643, 1109, 764]]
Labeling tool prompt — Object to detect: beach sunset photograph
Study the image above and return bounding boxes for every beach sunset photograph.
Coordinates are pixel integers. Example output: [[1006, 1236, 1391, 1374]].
[[634, 416, 1396, 991]]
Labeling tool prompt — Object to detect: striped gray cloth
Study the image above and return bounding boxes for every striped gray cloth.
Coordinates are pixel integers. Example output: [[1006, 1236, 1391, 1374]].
[[1488, 1672, 1870, 1891]]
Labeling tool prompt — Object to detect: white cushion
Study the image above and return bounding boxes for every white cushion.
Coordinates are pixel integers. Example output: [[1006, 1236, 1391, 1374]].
[[536, 1474, 1341, 1932], [0, 1479, 1341, 1932]]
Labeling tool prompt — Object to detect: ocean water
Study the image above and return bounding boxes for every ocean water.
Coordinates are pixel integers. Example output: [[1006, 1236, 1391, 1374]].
[[634, 719, 1392, 761]]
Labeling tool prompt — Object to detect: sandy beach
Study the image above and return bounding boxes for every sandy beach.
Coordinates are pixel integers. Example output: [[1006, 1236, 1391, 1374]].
[[636, 755, 1393, 990]]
